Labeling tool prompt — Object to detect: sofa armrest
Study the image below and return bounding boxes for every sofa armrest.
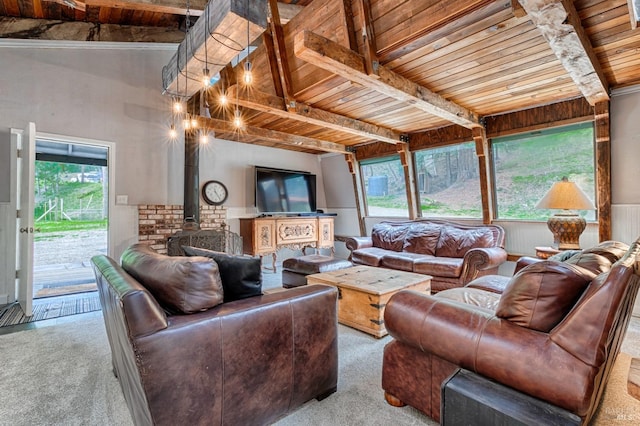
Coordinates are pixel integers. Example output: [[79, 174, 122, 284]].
[[384, 290, 595, 416], [131, 285, 339, 424], [459, 247, 508, 283], [514, 256, 542, 273], [345, 236, 373, 252]]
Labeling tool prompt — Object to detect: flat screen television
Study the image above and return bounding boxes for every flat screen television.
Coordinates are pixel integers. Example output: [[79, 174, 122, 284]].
[[255, 166, 317, 214]]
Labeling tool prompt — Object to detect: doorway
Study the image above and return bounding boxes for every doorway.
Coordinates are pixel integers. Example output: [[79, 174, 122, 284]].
[[32, 139, 109, 299]]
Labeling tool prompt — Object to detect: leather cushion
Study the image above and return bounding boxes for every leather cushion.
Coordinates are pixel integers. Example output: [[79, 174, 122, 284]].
[[564, 252, 612, 275], [182, 246, 262, 302], [435, 226, 494, 258], [465, 275, 511, 294], [435, 287, 501, 312], [496, 261, 595, 332], [371, 223, 409, 252], [120, 243, 224, 314], [380, 252, 425, 272], [403, 223, 441, 255], [581, 241, 629, 264], [351, 247, 389, 267], [413, 256, 463, 278], [282, 254, 352, 275]]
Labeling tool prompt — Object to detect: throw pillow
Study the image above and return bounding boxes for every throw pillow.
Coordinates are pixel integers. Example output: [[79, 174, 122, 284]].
[[582, 241, 629, 264], [403, 222, 442, 255], [564, 252, 612, 275], [182, 246, 263, 302], [496, 260, 595, 332], [120, 243, 224, 314], [435, 226, 495, 258], [371, 223, 409, 252]]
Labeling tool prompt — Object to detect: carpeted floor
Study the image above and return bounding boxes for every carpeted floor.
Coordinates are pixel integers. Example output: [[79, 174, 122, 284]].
[[0, 292, 101, 327], [0, 307, 639, 425]]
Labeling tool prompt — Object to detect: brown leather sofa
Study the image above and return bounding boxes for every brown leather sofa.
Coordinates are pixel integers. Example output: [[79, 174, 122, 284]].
[[381, 239, 638, 425], [91, 244, 338, 426], [344, 219, 507, 292]]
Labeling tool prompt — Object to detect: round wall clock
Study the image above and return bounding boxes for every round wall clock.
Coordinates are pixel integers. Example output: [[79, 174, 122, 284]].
[[202, 180, 228, 205]]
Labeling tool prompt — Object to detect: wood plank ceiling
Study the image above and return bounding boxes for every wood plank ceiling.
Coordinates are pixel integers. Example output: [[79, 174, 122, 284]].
[[2, 0, 640, 155]]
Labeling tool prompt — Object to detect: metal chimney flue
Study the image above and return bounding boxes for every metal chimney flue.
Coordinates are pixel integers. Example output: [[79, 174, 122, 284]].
[[183, 130, 200, 230]]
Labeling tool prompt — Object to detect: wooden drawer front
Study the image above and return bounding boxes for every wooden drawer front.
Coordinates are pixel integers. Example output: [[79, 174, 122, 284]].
[[318, 218, 334, 248], [276, 219, 317, 244], [255, 220, 276, 253]]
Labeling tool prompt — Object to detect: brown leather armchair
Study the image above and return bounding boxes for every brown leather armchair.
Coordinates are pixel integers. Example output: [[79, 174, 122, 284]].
[[91, 245, 338, 426], [381, 239, 639, 425]]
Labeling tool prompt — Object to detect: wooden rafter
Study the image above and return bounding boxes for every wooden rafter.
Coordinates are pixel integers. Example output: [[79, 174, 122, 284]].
[[0, 16, 184, 42], [294, 30, 481, 129], [517, 0, 609, 105], [267, 0, 295, 109], [223, 85, 401, 144], [198, 117, 348, 154]]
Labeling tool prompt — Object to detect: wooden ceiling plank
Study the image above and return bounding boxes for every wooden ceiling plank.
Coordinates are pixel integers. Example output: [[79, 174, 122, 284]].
[[0, 15, 184, 41], [223, 84, 401, 143], [294, 30, 481, 129], [199, 116, 348, 154], [518, 0, 610, 105]]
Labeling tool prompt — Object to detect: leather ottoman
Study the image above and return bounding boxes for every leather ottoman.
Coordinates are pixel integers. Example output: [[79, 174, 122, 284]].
[[282, 255, 352, 288]]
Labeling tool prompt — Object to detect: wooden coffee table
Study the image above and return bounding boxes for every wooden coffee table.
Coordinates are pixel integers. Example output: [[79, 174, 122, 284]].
[[306, 265, 431, 338]]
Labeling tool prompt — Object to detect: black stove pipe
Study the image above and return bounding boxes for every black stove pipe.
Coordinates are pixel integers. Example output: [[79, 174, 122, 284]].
[[183, 130, 199, 229]]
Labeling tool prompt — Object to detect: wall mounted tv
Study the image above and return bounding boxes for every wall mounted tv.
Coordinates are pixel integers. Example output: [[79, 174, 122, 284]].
[[255, 166, 317, 214]]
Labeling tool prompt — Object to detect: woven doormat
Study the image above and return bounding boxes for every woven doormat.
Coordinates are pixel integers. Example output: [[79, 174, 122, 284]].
[[0, 293, 101, 327]]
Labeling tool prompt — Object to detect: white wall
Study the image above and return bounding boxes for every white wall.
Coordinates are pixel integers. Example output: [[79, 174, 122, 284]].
[[0, 42, 326, 302]]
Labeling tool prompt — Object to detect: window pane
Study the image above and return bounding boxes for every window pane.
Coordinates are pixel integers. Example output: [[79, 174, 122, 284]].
[[492, 123, 595, 221], [414, 142, 482, 218], [361, 156, 408, 217]]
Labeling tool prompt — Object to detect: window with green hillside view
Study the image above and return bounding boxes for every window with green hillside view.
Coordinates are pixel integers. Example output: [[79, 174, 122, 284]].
[[361, 156, 408, 217], [492, 122, 596, 221], [414, 142, 482, 218]]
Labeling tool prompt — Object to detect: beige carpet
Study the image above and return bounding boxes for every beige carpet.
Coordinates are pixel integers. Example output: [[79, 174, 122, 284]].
[[593, 352, 640, 424], [0, 291, 639, 425]]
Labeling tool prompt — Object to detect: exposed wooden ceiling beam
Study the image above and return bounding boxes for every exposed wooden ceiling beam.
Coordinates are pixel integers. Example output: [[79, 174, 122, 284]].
[[627, 0, 639, 30], [0, 16, 184, 42], [83, 0, 205, 16], [81, 0, 302, 22], [518, 0, 609, 105], [199, 116, 348, 154], [223, 85, 402, 144], [294, 30, 481, 129], [162, 0, 268, 98]]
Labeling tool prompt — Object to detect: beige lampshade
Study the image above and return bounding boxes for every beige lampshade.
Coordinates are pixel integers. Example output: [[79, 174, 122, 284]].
[[536, 177, 595, 211]]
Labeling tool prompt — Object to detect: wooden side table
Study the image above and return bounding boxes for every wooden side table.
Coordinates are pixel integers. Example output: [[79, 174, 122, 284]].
[[535, 246, 561, 259]]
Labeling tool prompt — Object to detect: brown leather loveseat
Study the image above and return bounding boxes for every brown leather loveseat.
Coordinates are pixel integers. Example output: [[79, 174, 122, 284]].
[[381, 239, 639, 425], [91, 243, 338, 426], [345, 219, 507, 292]]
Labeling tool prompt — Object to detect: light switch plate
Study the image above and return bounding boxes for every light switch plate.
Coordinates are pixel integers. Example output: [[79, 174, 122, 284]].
[[116, 195, 128, 205]]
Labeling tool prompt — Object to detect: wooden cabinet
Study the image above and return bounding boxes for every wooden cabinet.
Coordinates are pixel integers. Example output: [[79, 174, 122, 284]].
[[240, 216, 335, 271]]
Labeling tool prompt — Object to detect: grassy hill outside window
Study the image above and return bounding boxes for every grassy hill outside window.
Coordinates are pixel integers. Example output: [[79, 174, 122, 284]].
[[491, 122, 596, 221]]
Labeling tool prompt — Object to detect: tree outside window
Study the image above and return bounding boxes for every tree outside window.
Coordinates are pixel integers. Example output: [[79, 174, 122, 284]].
[[414, 142, 482, 218]]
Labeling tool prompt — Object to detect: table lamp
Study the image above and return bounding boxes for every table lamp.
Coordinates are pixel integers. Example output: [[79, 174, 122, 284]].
[[535, 177, 595, 250]]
